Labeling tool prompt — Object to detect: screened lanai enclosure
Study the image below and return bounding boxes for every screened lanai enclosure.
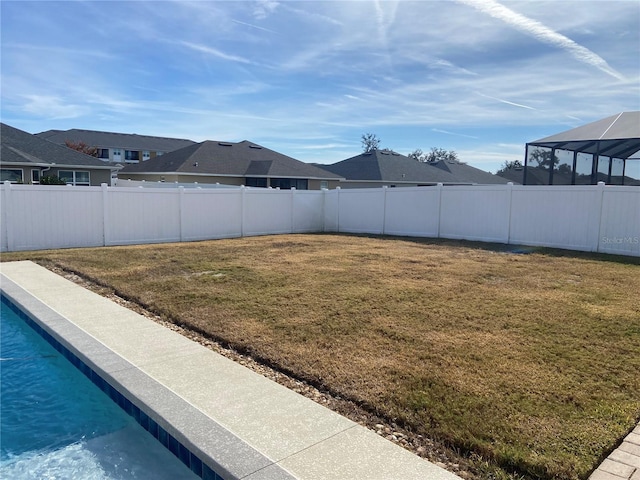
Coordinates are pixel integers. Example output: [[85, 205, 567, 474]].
[[522, 112, 640, 185]]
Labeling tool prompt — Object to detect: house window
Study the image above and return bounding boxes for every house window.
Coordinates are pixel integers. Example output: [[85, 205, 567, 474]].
[[97, 148, 109, 159], [245, 177, 268, 188], [270, 178, 308, 190], [320, 181, 328, 189], [142, 151, 150, 161], [1, 169, 23, 183], [125, 150, 140, 162], [58, 170, 90, 186], [294, 179, 309, 190], [156, 151, 164, 156], [32, 170, 41, 184]]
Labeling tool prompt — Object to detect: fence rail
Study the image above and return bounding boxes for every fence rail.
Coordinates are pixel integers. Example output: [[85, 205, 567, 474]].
[[2, 182, 638, 256]]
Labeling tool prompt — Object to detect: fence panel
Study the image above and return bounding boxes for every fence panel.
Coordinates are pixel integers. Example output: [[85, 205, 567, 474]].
[[1, 183, 638, 256], [509, 186, 600, 251], [181, 189, 243, 241], [2, 185, 104, 251], [598, 187, 640, 256], [383, 187, 440, 237], [338, 189, 385, 234], [243, 188, 293, 236], [323, 189, 340, 232], [292, 190, 325, 233], [439, 185, 511, 243], [107, 188, 181, 245]]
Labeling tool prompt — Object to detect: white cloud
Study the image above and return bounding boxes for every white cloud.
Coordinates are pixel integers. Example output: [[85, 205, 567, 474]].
[[21, 95, 90, 120], [458, 144, 526, 172], [253, 0, 279, 20], [281, 5, 343, 27], [458, 0, 627, 81]]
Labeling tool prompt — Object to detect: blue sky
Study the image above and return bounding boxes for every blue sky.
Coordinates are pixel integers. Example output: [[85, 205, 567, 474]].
[[1, 1, 638, 173]]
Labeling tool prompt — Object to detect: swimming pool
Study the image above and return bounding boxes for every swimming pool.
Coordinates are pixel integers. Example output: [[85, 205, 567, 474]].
[[0, 299, 199, 480]]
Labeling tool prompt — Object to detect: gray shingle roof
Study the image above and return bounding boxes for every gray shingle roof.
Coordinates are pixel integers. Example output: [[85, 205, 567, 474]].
[[119, 140, 343, 180], [1, 123, 114, 169], [430, 160, 514, 184], [318, 150, 463, 184], [36, 128, 196, 152]]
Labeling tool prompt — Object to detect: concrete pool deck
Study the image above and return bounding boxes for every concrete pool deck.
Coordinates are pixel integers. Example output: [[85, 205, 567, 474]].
[[0, 261, 461, 480]]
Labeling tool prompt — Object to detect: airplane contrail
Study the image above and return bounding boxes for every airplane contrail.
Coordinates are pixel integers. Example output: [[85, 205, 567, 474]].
[[458, 0, 626, 81]]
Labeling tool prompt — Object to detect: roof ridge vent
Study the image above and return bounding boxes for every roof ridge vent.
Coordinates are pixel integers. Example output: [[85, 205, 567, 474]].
[[218, 142, 233, 146], [249, 145, 262, 149]]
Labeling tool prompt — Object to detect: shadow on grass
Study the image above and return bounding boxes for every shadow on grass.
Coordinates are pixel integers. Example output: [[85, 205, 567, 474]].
[[320, 232, 640, 266]]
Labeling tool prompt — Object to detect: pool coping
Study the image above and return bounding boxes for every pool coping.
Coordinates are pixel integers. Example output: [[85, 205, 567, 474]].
[[0, 261, 461, 480]]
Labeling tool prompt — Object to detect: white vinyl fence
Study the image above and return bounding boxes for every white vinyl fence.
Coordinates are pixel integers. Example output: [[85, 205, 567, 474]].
[[2, 182, 638, 257]]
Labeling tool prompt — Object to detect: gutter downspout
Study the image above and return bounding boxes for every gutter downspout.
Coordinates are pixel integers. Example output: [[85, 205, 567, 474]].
[[38, 166, 51, 184]]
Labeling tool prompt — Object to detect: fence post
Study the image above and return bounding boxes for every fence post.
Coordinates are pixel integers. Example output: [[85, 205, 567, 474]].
[[506, 182, 514, 245], [240, 185, 246, 237], [594, 181, 606, 252], [336, 187, 341, 233], [101, 183, 109, 247], [321, 187, 327, 233], [3, 181, 14, 252], [436, 183, 443, 238], [291, 187, 296, 233], [178, 186, 185, 242], [382, 186, 388, 235]]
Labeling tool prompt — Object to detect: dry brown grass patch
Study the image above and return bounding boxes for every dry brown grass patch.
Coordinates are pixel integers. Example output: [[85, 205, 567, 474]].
[[3, 234, 639, 479]]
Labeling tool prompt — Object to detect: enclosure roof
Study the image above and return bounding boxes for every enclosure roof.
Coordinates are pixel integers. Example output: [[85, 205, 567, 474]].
[[528, 111, 640, 160]]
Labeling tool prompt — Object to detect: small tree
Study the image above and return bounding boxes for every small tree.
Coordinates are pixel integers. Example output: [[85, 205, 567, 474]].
[[361, 133, 381, 153], [410, 147, 462, 163], [408, 148, 425, 162], [423, 147, 461, 164], [65, 140, 97, 157], [496, 160, 522, 175]]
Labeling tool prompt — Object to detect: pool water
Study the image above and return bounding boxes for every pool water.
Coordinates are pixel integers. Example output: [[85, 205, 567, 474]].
[[0, 300, 199, 479]]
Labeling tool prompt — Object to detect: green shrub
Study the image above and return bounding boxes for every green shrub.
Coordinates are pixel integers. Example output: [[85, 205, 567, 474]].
[[40, 175, 67, 185]]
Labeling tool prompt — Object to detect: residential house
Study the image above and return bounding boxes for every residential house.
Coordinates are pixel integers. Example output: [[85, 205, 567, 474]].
[[429, 159, 514, 184], [1, 123, 118, 186], [36, 129, 196, 164], [317, 149, 466, 188], [118, 140, 343, 190]]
